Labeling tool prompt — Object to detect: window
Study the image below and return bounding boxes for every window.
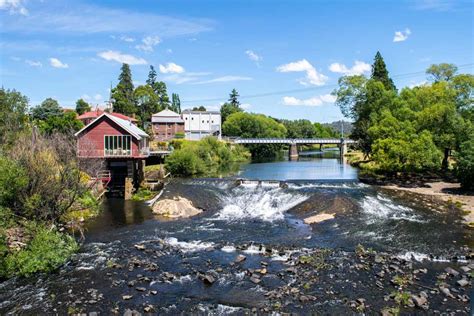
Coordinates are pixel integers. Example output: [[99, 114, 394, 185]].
[[104, 135, 131, 156]]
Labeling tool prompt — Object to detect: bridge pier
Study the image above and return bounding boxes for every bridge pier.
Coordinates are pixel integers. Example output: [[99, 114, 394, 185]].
[[339, 141, 347, 157], [289, 143, 298, 160]]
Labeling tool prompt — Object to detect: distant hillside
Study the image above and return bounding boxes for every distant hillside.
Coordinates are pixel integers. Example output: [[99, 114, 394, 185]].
[[322, 121, 353, 137]]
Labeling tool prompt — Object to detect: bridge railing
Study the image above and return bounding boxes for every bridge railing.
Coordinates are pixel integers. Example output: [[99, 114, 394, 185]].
[[232, 138, 356, 144]]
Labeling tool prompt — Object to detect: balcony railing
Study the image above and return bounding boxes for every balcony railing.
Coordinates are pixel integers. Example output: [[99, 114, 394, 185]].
[[105, 149, 132, 156]]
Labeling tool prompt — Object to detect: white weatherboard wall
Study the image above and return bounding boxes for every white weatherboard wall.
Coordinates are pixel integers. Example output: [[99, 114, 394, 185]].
[[182, 111, 221, 140]]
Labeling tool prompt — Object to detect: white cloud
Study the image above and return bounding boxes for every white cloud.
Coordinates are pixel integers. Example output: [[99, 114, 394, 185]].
[[81, 94, 91, 100], [135, 36, 161, 52], [0, 3, 212, 36], [159, 62, 185, 74], [98, 50, 147, 65], [413, 0, 455, 11], [0, 0, 28, 15], [329, 60, 371, 75], [25, 59, 42, 67], [282, 94, 336, 107], [94, 94, 103, 101], [393, 28, 411, 42], [241, 103, 252, 110], [193, 75, 253, 85], [408, 80, 428, 88], [276, 59, 328, 86], [166, 48, 173, 54], [49, 57, 68, 68], [245, 50, 262, 65], [120, 35, 135, 43], [163, 72, 211, 84]]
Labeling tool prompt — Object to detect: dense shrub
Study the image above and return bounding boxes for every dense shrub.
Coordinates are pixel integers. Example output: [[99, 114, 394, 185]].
[[1, 226, 78, 278], [165, 137, 250, 176], [456, 138, 474, 190]]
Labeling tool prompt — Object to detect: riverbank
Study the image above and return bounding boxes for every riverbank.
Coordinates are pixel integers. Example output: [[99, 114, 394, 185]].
[[381, 182, 474, 226]]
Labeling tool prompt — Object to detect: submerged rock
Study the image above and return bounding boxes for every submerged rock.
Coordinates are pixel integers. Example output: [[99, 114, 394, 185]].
[[152, 197, 202, 218]]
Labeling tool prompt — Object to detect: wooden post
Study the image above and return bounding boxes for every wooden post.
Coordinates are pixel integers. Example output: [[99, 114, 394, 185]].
[[289, 143, 298, 160], [124, 177, 133, 200]]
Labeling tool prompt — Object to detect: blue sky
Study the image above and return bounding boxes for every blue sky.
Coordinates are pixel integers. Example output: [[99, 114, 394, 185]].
[[1, 0, 473, 122]]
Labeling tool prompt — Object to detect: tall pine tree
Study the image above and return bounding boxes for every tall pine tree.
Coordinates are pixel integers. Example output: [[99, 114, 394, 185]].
[[371, 52, 396, 91], [111, 63, 136, 115], [146, 65, 157, 87], [221, 89, 243, 123]]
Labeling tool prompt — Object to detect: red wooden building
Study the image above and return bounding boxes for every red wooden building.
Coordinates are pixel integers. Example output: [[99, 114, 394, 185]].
[[75, 113, 149, 195]]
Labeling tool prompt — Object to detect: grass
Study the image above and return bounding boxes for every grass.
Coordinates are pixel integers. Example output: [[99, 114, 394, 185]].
[[131, 188, 156, 201]]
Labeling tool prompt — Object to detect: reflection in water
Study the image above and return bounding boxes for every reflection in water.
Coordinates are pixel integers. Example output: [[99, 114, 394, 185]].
[[238, 152, 356, 180]]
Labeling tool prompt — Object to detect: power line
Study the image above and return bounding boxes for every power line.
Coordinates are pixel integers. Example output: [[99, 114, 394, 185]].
[[181, 63, 474, 104]]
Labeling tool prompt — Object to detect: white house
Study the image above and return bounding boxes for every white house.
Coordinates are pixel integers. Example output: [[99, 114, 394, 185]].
[[181, 109, 222, 140]]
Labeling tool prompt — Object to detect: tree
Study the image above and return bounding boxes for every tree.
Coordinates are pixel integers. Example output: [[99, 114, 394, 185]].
[[171, 93, 181, 113], [192, 106, 206, 111], [31, 98, 62, 121], [223, 112, 287, 157], [229, 89, 240, 107], [155, 82, 170, 110], [0, 88, 29, 147], [134, 85, 160, 126], [427, 63, 458, 82], [456, 137, 474, 190], [38, 111, 84, 135], [111, 63, 136, 115], [371, 51, 396, 91], [280, 119, 316, 138], [146, 65, 157, 87], [75, 99, 91, 115], [221, 89, 243, 124]]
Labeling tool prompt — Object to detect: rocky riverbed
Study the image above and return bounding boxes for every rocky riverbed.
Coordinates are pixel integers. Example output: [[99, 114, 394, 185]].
[[0, 179, 472, 314]]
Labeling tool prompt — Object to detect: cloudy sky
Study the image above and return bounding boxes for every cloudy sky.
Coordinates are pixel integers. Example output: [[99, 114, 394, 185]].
[[0, 0, 473, 122]]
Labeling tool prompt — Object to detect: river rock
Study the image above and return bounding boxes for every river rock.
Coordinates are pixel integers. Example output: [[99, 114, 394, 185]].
[[412, 294, 428, 309], [303, 213, 335, 224], [444, 267, 459, 277], [235, 255, 246, 263], [152, 197, 202, 218], [456, 279, 469, 287]]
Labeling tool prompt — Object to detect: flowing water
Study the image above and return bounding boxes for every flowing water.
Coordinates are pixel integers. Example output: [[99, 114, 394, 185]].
[[1, 153, 472, 314]]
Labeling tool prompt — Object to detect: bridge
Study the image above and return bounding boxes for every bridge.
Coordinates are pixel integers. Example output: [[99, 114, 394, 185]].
[[231, 138, 357, 159]]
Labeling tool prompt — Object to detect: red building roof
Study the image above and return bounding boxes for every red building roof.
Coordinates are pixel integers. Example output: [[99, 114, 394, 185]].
[[77, 109, 138, 122]]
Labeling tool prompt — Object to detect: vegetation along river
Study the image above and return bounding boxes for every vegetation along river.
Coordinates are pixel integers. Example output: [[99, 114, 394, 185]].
[[1, 152, 472, 314]]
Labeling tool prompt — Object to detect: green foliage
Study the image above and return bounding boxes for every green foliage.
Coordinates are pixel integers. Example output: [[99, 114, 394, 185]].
[[38, 111, 84, 134], [371, 51, 396, 91], [0, 157, 28, 211], [0, 88, 29, 146], [2, 227, 78, 278], [174, 132, 185, 139], [456, 137, 474, 189], [280, 119, 316, 138], [221, 89, 243, 123], [31, 98, 62, 121], [165, 137, 250, 176], [223, 112, 287, 157], [427, 63, 458, 82], [192, 106, 207, 111], [112, 63, 136, 115], [134, 84, 160, 126], [131, 188, 155, 201], [171, 93, 181, 113], [75, 98, 91, 115]]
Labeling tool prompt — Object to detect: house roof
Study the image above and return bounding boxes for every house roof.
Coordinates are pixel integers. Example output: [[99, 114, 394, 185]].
[[152, 109, 181, 117], [77, 110, 138, 122], [181, 109, 221, 115], [74, 113, 149, 140]]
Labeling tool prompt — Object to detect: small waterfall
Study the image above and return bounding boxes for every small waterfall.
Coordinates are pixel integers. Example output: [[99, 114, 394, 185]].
[[213, 185, 309, 222]]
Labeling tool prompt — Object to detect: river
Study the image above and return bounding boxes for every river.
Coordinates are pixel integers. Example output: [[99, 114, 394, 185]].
[[1, 152, 472, 314]]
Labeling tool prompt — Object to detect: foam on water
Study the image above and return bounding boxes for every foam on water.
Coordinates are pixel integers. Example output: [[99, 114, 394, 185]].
[[214, 186, 309, 222], [360, 194, 425, 223], [162, 237, 215, 253]]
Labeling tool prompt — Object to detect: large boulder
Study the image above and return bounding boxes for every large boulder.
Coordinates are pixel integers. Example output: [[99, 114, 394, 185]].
[[152, 197, 202, 218]]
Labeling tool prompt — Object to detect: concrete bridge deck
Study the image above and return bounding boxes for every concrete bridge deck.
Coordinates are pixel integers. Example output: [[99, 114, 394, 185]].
[[232, 138, 356, 144]]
